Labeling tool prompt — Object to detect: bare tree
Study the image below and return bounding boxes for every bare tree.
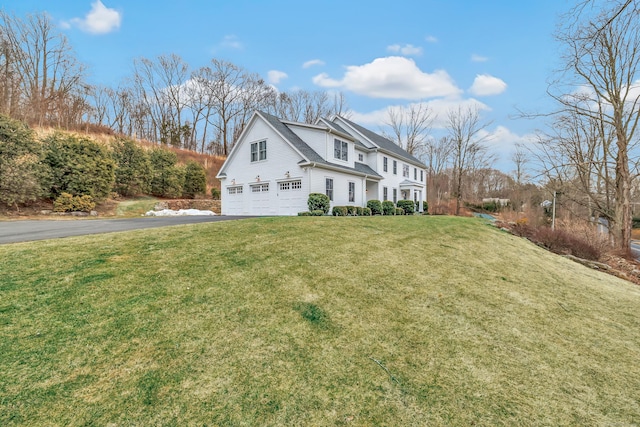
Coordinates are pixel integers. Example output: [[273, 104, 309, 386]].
[[446, 105, 493, 215], [0, 10, 85, 126], [383, 103, 434, 157], [549, 0, 640, 252]]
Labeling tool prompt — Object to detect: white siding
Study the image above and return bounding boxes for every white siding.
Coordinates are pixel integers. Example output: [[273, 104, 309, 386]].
[[220, 118, 308, 215], [309, 168, 366, 208]]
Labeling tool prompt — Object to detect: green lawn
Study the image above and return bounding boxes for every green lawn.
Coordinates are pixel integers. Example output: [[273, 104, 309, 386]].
[[114, 196, 159, 217], [1, 216, 639, 426]]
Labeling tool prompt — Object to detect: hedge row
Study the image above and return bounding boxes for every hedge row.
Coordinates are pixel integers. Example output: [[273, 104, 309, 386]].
[[299, 197, 428, 217], [0, 114, 208, 208]]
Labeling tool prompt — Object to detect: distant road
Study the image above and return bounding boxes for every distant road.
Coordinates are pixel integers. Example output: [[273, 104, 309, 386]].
[[0, 216, 254, 244], [631, 241, 640, 261]]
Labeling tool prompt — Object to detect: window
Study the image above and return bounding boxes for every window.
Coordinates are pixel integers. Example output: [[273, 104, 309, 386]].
[[420, 170, 424, 182], [383, 157, 388, 172], [403, 164, 410, 178], [251, 183, 269, 192], [393, 188, 397, 203], [358, 153, 364, 162], [227, 185, 243, 194], [393, 160, 397, 175], [250, 140, 267, 162], [334, 139, 348, 161], [383, 186, 388, 201], [326, 178, 334, 201], [279, 180, 302, 191], [348, 182, 355, 203], [414, 167, 417, 180]]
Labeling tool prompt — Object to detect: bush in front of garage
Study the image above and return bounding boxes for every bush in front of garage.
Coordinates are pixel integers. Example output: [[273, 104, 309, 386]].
[[308, 193, 330, 214], [298, 211, 312, 216]]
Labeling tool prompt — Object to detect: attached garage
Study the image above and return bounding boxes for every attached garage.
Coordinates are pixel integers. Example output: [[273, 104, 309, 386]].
[[276, 179, 306, 215]]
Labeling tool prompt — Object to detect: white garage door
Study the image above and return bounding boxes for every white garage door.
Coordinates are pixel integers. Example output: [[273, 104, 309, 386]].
[[277, 180, 305, 215], [225, 185, 244, 215], [249, 183, 271, 215]]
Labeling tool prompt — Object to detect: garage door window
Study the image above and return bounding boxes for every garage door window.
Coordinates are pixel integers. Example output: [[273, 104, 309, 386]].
[[227, 185, 243, 194], [279, 180, 302, 191], [251, 183, 269, 192]]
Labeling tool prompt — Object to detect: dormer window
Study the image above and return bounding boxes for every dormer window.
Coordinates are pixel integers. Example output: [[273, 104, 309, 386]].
[[334, 139, 348, 161]]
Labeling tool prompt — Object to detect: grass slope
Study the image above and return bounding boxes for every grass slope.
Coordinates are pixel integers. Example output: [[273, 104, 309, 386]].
[[1, 216, 639, 426]]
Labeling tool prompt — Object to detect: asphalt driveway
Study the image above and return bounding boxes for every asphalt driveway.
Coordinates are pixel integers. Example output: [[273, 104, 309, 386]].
[[0, 216, 254, 244]]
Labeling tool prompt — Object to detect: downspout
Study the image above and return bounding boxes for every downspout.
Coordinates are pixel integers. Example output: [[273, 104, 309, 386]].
[[363, 175, 368, 206]]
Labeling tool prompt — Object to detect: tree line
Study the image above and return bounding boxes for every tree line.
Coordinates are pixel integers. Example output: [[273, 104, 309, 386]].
[[0, 10, 348, 156], [0, 114, 207, 211]]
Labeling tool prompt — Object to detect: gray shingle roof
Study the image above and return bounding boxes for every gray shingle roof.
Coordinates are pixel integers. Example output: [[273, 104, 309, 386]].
[[321, 119, 368, 149], [336, 116, 425, 166], [257, 111, 382, 179]]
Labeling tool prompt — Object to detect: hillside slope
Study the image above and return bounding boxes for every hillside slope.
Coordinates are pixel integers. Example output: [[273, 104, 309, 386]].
[[1, 216, 639, 426]]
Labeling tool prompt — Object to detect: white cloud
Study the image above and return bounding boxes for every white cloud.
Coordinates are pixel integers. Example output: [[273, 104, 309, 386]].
[[425, 35, 438, 43], [268, 70, 288, 85], [387, 44, 423, 56], [68, 0, 121, 35], [312, 56, 462, 100], [469, 74, 507, 96], [471, 54, 489, 62], [303, 59, 325, 69], [220, 35, 243, 50]]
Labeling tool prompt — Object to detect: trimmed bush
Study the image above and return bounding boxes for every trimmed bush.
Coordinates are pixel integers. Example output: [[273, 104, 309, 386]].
[[397, 200, 415, 215], [53, 193, 95, 212], [367, 199, 383, 215], [395, 207, 405, 215], [356, 206, 364, 216], [346, 206, 357, 216], [211, 187, 221, 200], [308, 193, 330, 214], [182, 161, 207, 198], [298, 211, 312, 216], [422, 201, 429, 214], [332, 206, 348, 216], [382, 200, 395, 215], [361, 207, 372, 216], [311, 209, 325, 216]]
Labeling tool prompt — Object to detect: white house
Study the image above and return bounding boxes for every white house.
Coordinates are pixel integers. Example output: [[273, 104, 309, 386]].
[[216, 111, 427, 216]]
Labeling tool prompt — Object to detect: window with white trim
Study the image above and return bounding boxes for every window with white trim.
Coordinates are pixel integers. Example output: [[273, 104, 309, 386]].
[[421, 170, 424, 182], [358, 153, 364, 162], [291, 180, 302, 190], [348, 182, 355, 203], [326, 178, 333, 201], [279, 182, 290, 191], [383, 157, 388, 172], [403, 164, 410, 178], [383, 186, 388, 201], [414, 167, 417, 180], [393, 188, 397, 203], [393, 160, 397, 175], [251, 183, 269, 192], [227, 185, 243, 194], [250, 140, 267, 162], [334, 139, 348, 161]]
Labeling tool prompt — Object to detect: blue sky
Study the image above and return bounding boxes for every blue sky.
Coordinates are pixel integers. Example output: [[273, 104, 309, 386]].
[[9, 0, 573, 172]]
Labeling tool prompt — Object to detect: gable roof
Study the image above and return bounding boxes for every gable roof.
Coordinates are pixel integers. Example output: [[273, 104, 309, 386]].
[[218, 110, 383, 180], [317, 118, 369, 150], [333, 116, 425, 167]]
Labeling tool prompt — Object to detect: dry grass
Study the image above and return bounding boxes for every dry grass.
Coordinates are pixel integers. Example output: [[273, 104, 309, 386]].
[[1, 216, 640, 426]]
